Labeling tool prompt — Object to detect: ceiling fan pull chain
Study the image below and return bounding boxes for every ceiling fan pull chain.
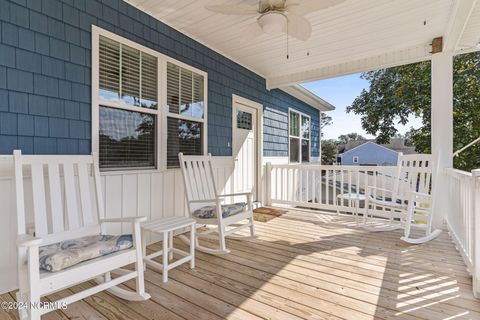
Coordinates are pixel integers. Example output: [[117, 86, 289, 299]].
[[286, 21, 289, 60]]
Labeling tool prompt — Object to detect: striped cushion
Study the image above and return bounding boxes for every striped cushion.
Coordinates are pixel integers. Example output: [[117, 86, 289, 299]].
[[39, 234, 133, 272], [193, 202, 247, 219]]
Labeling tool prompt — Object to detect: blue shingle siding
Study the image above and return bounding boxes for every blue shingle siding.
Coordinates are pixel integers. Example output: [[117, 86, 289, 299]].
[[0, 0, 320, 157]]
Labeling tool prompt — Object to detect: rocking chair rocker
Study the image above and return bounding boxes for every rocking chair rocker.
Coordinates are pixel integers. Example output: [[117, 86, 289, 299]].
[[361, 153, 442, 244], [179, 153, 256, 255]]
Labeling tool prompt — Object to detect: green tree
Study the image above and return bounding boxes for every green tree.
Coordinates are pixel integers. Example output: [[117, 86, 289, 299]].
[[337, 132, 366, 145], [321, 139, 338, 165], [347, 51, 480, 171], [320, 112, 333, 138]]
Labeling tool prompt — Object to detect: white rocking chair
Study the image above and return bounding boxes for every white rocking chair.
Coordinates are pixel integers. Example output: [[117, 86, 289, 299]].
[[179, 153, 255, 255], [361, 153, 442, 244], [14, 150, 150, 320]]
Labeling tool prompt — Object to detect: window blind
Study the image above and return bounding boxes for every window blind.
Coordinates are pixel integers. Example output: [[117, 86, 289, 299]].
[[167, 117, 203, 168], [167, 62, 204, 118], [99, 106, 156, 169], [99, 36, 120, 101], [99, 35, 158, 109], [98, 35, 158, 170]]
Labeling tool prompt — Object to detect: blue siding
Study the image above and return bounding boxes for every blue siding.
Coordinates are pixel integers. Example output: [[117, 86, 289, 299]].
[[340, 142, 398, 166], [0, 0, 320, 157]]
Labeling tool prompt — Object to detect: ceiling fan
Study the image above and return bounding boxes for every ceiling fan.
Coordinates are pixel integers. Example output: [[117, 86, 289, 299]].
[[205, 0, 345, 41]]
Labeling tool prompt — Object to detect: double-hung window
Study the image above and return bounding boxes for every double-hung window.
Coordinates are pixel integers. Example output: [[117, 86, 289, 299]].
[[94, 27, 207, 171], [289, 110, 310, 163], [166, 62, 205, 168], [98, 35, 158, 170]]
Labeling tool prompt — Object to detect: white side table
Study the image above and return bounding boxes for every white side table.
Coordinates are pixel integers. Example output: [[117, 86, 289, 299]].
[[336, 193, 366, 224], [142, 216, 196, 283]]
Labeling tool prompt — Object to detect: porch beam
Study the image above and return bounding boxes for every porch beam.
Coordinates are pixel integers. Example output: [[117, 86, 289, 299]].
[[443, 0, 477, 52], [266, 45, 432, 89], [431, 51, 453, 228]]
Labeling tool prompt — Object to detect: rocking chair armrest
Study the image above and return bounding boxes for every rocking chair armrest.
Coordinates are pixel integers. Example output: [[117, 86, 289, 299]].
[[217, 192, 252, 198], [100, 216, 147, 224], [17, 234, 42, 247], [189, 199, 218, 204]]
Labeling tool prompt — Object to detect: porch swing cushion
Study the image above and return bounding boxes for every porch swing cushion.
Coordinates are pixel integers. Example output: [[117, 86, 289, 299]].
[[39, 234, 133, 272], [193, 202, 247, 219]]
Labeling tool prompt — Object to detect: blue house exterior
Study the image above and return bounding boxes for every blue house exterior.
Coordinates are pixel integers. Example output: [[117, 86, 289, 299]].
[[0, 0, 322, 158], [339, 142, 399, 166]]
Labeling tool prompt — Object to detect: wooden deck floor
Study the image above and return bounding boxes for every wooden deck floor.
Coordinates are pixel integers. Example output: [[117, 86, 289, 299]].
[[2, 209, 479, 320]]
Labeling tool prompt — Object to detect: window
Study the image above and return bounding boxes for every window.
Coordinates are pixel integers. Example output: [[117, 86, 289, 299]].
[[237, 111, 252, 130], [166, 62, 206, 168], [98, 35, 158, 169], [353, 156, 359, 163], [289, 110, 310, 163], [94, 28, 207, 171]]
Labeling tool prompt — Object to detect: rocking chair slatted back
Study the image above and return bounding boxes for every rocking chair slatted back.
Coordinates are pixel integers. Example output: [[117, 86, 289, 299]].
[[392, 153, 434, 201], [179, 153, 218, 204], [14, 150, 104, 246]]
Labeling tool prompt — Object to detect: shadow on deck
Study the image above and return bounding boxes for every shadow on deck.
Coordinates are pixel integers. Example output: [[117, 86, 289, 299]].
[[1, 208, 477, 319]]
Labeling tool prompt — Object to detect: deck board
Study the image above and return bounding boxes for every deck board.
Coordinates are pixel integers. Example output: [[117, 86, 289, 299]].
[[2, 209, 478, 320]]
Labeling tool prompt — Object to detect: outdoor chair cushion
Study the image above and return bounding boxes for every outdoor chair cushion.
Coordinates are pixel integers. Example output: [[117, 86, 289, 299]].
[[193, 202, 247, 219], [368, 195, 407, 208], [39, 234, 133, 272]]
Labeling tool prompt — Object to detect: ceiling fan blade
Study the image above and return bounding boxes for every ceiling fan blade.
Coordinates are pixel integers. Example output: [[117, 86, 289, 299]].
[[286, 14, 312, 41], [286, 0, 345, 16], [205, 4, 258, 15], [264, 0, 286, 7], [239, 21, 264, 43]]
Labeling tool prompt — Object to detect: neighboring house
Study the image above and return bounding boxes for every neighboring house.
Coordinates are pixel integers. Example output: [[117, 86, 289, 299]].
[[337, 139, 416, 166]]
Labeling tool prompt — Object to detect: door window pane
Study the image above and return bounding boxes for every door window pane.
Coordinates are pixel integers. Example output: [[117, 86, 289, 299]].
[[237, 111, 252, 130]]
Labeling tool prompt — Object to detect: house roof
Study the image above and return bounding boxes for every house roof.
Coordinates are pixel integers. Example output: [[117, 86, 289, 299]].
[[340, 139, 417, 155], [281, 85, 335, 112], [128, 0, 480, 88]]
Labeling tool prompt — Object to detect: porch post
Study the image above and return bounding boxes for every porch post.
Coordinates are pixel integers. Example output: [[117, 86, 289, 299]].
[[431, 51, 454, 227]]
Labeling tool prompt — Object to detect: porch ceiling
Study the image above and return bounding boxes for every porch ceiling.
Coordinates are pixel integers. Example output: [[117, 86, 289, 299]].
[[128, 0, 480, 88]]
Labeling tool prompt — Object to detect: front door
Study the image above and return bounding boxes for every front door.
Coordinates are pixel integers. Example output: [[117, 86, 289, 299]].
[[233, 101, 257, 200]]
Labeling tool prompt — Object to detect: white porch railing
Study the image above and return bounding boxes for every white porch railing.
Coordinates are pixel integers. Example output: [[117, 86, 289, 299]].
[[265, 163, 397, 217], [265, 163, 480, 298], [445, 168, 480, 298]]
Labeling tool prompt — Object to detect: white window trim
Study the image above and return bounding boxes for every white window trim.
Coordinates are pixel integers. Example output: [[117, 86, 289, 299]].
[[91, 26, 208, 172], [353, 156, 359, 163], [288, 108, 311, 164]]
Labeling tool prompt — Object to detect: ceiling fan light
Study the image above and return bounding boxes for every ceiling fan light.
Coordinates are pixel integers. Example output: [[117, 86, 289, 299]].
[[258, 12, 286, 35]]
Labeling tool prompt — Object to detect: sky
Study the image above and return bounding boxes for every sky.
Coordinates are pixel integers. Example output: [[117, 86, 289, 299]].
[[302, 74, 423, 140]]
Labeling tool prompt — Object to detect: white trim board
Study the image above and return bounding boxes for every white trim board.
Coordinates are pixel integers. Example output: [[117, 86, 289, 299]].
[[281, 85, 335, 111], [288, 108, 311, 164], [232, 94, 264, 202], [91, 25, 208, 173]]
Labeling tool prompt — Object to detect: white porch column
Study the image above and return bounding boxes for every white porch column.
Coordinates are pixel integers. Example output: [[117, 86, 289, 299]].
[[431, 51, 453, 227]]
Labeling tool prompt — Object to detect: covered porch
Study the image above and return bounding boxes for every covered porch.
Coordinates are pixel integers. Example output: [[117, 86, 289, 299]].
[[2, 209, 477, 319], [1, 0, 480, 318]]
